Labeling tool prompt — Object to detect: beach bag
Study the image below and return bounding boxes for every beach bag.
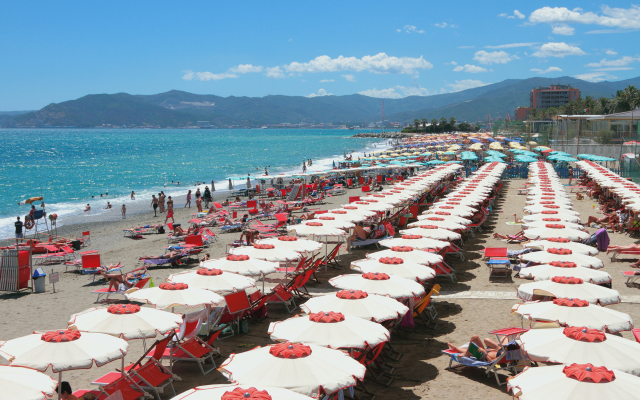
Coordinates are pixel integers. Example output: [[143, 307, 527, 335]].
[[157, 226, 165, 234]]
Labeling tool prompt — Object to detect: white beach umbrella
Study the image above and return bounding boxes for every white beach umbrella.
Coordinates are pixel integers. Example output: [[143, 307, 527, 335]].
[[525, 198, 573, 206], [68, 304, 183, 340], [202, 255, 278, 277], [127, 282, 224, 309], [340, 205, 378, 218], [329, 272, 425, 300], [523, 205, 579, 215], [268, 312, 389, 349], [507, 364, 640, 400], [518, 264, 611, 285], [312, 216, 355, 230], [349, 200, 395, 212], [219, 342, 366, 398], [300, 290, 409, 323], [256, 236, 323, 254], [527, 193, 570, 201], [417, 213, 471, 226], [523, 226, 590, 241], [367, 247, 443, 266], [512, 298, 632, 333], [0, 365, 58, 400], [167, 268, 256, 294], [523, 240, 598, 256], [517, 277, 621, 305], [521, 249, 603, 269], [231, 243, 302, 262], [379, 235, 450, 251], [0, 330, 127, 372], [326, 209, 369, 223], [432, 201, 478, 212], [400, 226, 461, 241], [407, 218, 466, 231], [287, 221, 347, 238], [522, 212, 581, 224], [520, 327, 640, 376], [351, 257, 436, 282], [169, 384, 314, 400], [425, 206, 474, 218], [522, 220, 584, 231]]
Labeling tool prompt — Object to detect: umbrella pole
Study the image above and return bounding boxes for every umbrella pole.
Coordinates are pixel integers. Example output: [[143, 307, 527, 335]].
[[58, 372, 62, 399]]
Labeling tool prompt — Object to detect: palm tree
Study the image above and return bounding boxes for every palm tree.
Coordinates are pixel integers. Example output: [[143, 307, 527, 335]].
[[421, 118, 428, 133], [449, 117, 456, 130], [431, 119, 438, 133], [596, 97, 611, 115], [413, 119, 420, 131], [439, 117, 447, 132]]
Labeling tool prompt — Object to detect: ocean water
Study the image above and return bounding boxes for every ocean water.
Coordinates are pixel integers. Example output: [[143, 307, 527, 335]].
[[0, 128, 388, 238]]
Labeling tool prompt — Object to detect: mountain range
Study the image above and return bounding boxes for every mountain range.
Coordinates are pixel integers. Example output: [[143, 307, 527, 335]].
[[5, 76, 640, 128]]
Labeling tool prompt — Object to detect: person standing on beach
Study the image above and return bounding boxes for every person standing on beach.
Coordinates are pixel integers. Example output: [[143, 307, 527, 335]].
[[196, 196, 203, 212], [302, 160, 307, 173], [165, 196, 175, 223], [151, 195, 158, 217], [158, 192, 166, 213], [15, 217, 24, 239], [185, 190, 192, 208], [203, 186, 212, 208], [121, 204, 126, 219], [131, 191, 135, 200]]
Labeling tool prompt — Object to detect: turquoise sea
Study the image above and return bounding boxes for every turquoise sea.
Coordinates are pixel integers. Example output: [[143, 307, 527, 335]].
[[0, 128, 387, 238]]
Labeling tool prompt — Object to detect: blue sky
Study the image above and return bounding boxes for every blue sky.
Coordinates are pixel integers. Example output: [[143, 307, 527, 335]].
[[2, 1, 640, 110]]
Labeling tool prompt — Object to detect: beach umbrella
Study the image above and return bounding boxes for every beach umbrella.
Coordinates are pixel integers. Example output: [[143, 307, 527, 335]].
[[169, 384, 314, 400], [520, 327, 640, 376], [524, 204, 577, 214], [400, 226, 461, 241], [202, 255, 278, 277], [511, 298, 632, 333], [287, 221, 348, 238], [0, 329, 127, 398], [424, 207, 474, 218], [329, 272, 425, 300], [68, 304, 183, 340], [523, 240, 598, 256], [256, 236, 323, 254], [351, 257, 435, 282], [127, 282, 224, 309], [520, 249, 603, 269], [417, 213, 471, 226], [517, 277, 621, 305], [231, 244, 301, 262], [522, 212, 581, 224], [340, 205, 378, 219], [268, 312, 389, 349], [518, 264, 611, 285], [349, 200, 395, 213], [522, 220, 585, 231], [0, 365, 58, 400], [167, 268, 257, 294], [306, 216, 355, 230], [366, 247, 443, 266], [523, 225, 590, 241], [379, 235, 449, 251], [432, 201, 478, 213], [507, 364, 640, 400], [300, 290, 408, 323], [326, 209, 370, 223], [218, 342, 366, 398], [525, 198, 573, 207]]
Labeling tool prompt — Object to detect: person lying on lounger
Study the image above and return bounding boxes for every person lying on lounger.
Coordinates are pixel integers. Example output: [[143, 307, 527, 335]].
[[139, 250, 182, 261], [607, 244, 640, 254], [100, 267, 147, 291], [96, 262, 122, 273], [447, 335, 509, 362], [172, 224, 196, 237], [493, 231, 526, 242]]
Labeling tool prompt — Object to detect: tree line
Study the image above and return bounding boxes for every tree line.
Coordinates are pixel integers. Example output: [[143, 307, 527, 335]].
[[404, 117, 480, 133]]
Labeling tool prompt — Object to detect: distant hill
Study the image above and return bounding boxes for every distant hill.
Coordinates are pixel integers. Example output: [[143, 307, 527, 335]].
[[10, 76, 640, 128]]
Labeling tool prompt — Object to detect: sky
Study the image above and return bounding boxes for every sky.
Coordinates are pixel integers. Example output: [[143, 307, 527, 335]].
[[2, 1, 640, 110]]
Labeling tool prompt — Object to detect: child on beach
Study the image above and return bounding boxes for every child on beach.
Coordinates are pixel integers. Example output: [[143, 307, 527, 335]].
[[122, 204, 126, 218], [196, 197, 203, 212], [84, 204, 91, 212]]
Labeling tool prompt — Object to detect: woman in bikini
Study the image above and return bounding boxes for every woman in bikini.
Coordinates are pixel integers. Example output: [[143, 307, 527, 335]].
[[447, 335, 508, 362], [100, 267, 147, 291]]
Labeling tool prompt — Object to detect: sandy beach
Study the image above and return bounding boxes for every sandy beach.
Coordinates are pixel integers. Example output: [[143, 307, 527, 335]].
[[1, 176, 639, 399]]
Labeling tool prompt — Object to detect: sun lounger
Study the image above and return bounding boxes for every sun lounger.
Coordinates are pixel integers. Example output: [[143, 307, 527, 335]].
[[623, 271, 640, 286], [93, 276, 150, 302], [413, 284, 440, 328], [350, 235, 391, 249], [610, 250, 640, 262]]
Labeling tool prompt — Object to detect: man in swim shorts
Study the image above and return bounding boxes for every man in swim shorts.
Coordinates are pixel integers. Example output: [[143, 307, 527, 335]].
[[151, 195, 159, 217]]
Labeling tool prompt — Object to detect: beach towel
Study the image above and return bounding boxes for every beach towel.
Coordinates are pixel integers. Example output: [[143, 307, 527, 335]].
[[596, 227, 609, 251]]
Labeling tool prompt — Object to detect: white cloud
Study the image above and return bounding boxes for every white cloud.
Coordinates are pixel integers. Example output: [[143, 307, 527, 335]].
[[446, 80, 489, 92], [530, 66, 563, 74], [283, 53, 433, 75], [453, 64, 488, 73], [458, 46, 475, 49], [397, 86, 430, 96], [574, 72, 617, 82], [529, 6, 640, 29], [485, 42, 538, 49], [586, 56, 639, 68], [319, 79, 335, 82], [473, 50, 512, 64], [399, 25, 425, 33], [514, 10, 525, 19], [358, 88, 403, 99], [182, 70, 238, 81], [449, 61, 458, 65], [593, 67, 633, 71], [498, 13, 507, 18], [551, 25, 575, 35], [605, 49, 618, 55], [265, 66, 285, 78], [228, 64, 263, 74], [341, 74, 356, 82], [307, 89, 333, 98], [532, 42, 586, 58], [435, 22, 448, 28]]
